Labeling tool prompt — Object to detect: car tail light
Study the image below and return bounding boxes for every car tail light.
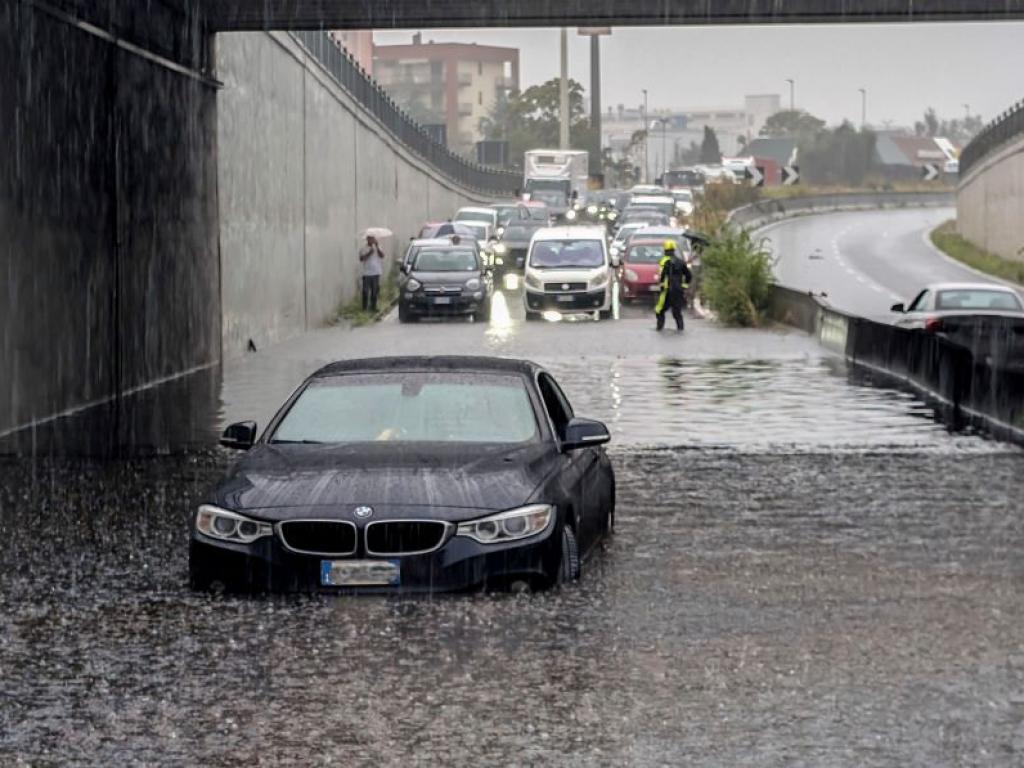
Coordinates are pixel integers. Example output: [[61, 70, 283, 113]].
[[924, 317, 943, 333]]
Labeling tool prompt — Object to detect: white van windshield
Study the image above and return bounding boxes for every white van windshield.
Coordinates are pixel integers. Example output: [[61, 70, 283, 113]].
[[530, 240, 605, 269]]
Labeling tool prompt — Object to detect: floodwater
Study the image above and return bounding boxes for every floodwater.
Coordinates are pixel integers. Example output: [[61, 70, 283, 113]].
[[1, 307, 1021, 765]]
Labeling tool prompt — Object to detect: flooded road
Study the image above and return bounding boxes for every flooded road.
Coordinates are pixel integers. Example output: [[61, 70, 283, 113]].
[[2, 294, 1022, 765]]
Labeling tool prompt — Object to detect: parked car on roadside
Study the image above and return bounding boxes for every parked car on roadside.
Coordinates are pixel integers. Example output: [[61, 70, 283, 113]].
[[890, 282, 1024, 330]]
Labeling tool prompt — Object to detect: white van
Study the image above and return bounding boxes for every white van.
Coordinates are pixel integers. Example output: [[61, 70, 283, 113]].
[[522, 226, 616, 320]]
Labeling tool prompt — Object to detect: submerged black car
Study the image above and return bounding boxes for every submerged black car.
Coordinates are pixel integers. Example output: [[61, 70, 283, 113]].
[[190, 357, 615, 593], [398, 244, 493, 323]]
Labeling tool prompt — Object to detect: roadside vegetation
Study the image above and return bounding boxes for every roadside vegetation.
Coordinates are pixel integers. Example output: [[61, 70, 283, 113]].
[[698, 226, 775, 327], [930, 220, 1024, 285], [333, 271, 400, 327]]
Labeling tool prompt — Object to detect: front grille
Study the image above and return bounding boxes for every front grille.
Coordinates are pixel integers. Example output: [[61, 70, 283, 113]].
[[544, 282, 587, 293], [365, 520, 451, 555], [278, 520, 357, 556], [424, 286, 463, 296]]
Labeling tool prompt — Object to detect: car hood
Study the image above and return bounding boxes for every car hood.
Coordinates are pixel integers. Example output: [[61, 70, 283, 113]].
[[624, 262, 661, 279], [210, 442, 555, 518], [409, 270, 477, 284]]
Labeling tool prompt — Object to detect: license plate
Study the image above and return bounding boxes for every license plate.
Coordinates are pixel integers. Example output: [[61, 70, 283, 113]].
[[556, 294, 575, 303], [433, 297, 451, 305], [320, 559, 400, 587], [649, 284, 662, 292]]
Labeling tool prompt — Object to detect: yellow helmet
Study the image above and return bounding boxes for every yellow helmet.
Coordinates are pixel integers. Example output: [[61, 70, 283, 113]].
[[663, 239, 677, 253]]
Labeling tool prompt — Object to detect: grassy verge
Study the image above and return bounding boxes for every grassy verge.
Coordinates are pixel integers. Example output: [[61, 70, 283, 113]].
[[333, 271, 400, 327], [698, 227, 775, 327], [930, 220, 1024, 286]]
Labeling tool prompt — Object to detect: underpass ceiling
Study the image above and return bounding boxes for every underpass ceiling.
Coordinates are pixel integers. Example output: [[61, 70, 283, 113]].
[[205, 0, 1024, 31]]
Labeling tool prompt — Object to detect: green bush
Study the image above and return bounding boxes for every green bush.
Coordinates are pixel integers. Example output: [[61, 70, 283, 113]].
[[699, 227, 775, 326]]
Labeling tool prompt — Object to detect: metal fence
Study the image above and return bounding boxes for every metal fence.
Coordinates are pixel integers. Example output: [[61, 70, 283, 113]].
[[290, 30, 520, 196], [960, 98, 1024, 177]]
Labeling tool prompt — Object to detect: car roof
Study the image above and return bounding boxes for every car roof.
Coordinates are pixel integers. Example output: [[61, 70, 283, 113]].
[[456, 206, 495, 214], [521, 200, 547, 208], [531, 226, 607, 240], [313, 356, 543, 378], [630, 195, 675, 203], [926, 282, 1020, 293]]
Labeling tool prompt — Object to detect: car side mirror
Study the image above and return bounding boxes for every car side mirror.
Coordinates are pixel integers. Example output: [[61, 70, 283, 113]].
[[221, 421, 257, 450], [890, 302, 905, 313], [400, 263, 410, 274], [561, 417, 610, 451]]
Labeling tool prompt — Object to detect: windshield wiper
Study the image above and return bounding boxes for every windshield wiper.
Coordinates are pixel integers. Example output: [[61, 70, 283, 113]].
[[270, 439, 324, 444]]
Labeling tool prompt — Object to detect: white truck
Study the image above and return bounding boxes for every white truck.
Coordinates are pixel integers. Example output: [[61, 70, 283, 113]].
[[523, 149, 589, 216]]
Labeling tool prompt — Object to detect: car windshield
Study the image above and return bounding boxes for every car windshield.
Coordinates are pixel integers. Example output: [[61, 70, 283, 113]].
[[413, 248, 478, 272], [626, 244, 665, 264], [272, 373, 538, 444], [455, 210, 493, 224], [935, 289, 1023, 311], [461, 222, 489, 240], [529, 190, 566, 207], [526, 206, 549, 220], [493, 205, 519, 221], [530, 239, 605, 269], [673, 190, 693, 202]]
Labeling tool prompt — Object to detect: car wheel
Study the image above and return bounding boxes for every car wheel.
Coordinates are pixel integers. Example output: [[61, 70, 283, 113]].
[[599, 308, 613, 320], [398, 305, 417, 324], [557, 525, 581, 584], [477, 302, 492, 323]]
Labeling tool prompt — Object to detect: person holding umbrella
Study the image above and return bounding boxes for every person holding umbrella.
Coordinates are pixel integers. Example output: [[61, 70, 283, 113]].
[[359, 231, 386, 312]]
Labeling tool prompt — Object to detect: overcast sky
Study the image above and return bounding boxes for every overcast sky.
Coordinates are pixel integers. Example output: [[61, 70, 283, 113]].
[[375, 23, 1024, 128]]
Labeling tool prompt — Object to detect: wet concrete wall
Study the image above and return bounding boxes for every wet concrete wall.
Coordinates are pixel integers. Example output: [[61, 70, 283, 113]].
[[216, 32, 479, 356], [956, 134, 1024, 263], [0, 2, 220, 439]]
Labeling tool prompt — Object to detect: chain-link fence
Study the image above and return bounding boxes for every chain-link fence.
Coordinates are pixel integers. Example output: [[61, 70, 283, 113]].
[[291, 30, 520, 196], [960, 99, 1024, 177]]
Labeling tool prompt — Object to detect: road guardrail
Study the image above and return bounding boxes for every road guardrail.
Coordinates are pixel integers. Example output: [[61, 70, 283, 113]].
[[290, 30, 520, 196], [729, 191, 954, 231], [960, 99, 1024, 178]]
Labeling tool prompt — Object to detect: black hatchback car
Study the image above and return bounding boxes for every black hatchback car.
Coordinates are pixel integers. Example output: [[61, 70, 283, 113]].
[[398, 244, 493, 323], [190, 357, 615, 593]]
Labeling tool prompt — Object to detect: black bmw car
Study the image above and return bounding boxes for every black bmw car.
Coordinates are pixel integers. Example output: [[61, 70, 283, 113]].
[[398, 243, 493, 323], [190, 357, 615, 593]]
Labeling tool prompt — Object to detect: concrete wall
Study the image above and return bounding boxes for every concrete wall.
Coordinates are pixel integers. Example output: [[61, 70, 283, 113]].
[[216, 32, 481, 356], [956, 134, 1024, 263], [0, 3, 220, 438]]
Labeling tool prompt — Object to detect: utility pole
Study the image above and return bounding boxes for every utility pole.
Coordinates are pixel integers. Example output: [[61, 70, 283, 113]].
[[641, 89, 648, 183], [859, 88, 867, 128], [785, 78, 795, 112], [559, 28, 569, 150], [589, 34, 601, 178]]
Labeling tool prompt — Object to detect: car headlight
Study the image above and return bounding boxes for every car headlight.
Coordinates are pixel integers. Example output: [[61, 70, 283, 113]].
[[195, 505, 273, 544], [589, 271, 610, 290], [465, 277, 481, 291], [406, 278, 422, 291], [496, 226, 505, 237], [587, 205, 598, 215], [524, 271, 543, 290], [607, 211, 618, 221], [624, 268, 639, 282], [493, 242, 507, 254], [565, 209, 577, 221], [456, 504, 553, 544]]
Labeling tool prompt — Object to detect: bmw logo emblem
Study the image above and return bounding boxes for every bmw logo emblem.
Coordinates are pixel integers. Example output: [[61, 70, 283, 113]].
[[354, 506, 373, 519]]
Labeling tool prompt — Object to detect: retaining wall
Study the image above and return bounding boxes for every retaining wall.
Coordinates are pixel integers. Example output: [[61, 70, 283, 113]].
[[956, 133, 1024, 264], [216, 32, 483, 356]]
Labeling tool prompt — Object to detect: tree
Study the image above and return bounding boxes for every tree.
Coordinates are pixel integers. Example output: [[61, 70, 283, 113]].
[[798, 121, 877, 186], [760, 109, 827, 138], [480, 78, 594, 167], [913, 108, 984, 143], [700, 126, 722, 163]]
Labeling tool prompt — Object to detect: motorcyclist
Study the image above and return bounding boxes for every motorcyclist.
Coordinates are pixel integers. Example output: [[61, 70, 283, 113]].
[[654, 240, 692, 332]]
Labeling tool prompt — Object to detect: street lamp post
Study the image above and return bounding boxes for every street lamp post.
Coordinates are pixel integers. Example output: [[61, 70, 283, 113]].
[[858, 88, 867, 128], [785, 78, 795, 112], [559, 28, 569, 150], [641, 88, 649, 183], [651, 118, 667, 181]]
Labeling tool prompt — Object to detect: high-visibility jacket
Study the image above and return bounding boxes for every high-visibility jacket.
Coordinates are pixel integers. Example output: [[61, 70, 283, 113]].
[[655, 254, 693, 312]]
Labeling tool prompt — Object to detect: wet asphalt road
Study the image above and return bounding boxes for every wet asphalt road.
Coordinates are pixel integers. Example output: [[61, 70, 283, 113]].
[[760, 207, 1016, 319], [2, 287, 1023, 765]]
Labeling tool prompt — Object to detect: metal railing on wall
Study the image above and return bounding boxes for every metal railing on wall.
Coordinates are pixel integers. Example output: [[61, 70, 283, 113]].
[[290, 30, 520, 196], [960, 99, 1024, 177]]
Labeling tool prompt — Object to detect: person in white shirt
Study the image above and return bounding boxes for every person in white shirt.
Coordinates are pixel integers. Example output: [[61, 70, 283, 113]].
[[359, 235, 385, 311]]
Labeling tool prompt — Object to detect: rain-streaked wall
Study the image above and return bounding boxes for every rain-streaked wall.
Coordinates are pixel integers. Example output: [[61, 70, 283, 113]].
[[0, 2, 220, 438], [956, 133, 1024, 264], [215, 32, 480, 356]]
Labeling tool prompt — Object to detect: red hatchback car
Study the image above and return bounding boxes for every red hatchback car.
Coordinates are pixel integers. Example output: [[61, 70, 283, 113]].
[[620, 238, 669, 301]]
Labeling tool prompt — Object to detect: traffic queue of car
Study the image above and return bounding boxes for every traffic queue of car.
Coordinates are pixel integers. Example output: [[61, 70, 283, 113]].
[[398, 182, 706, 323]]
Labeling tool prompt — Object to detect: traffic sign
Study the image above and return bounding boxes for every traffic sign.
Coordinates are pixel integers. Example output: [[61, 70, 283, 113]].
[[747, 165, 765, 187], [922, 163, 940, 181], [782, 165, 800, 186]]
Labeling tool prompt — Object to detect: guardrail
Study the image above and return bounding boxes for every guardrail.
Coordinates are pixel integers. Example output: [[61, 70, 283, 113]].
[[729, 191, 954, 231], [960, 99, 1024, 178], [290, 30, 520, 196], [769, 287, 1024, 444]]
